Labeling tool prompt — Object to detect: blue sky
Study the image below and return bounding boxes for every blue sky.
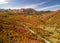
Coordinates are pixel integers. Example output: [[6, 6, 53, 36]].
[[0, 0, 60, 11]]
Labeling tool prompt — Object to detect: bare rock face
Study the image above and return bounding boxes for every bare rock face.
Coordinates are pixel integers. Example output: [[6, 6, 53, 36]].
[[10, 8, 37, 14]]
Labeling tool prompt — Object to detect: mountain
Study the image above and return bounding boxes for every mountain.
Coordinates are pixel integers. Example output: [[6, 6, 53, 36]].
[[7, 8, 37, 15], [0, 8, 51, 15]]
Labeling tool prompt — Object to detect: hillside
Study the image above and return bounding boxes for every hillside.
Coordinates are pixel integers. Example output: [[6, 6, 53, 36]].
[[0, 9, 60, 43]]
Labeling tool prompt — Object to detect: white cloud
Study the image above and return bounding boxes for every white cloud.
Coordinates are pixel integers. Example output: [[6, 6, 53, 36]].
[[36, 5, 60, 11], [4, 1, 47, 9], [0, 0, 8, 4], [22, 2, 47, 9]]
